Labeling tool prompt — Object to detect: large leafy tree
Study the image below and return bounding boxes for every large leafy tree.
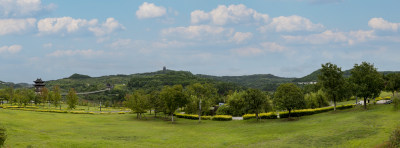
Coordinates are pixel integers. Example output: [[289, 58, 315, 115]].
[[40, 87, 49, 106], [226, 91, 246, 116], [52, 86, 62, 108], [274, 83, 305, 118], [318, 63, 345, 111], [243, 88, 269, 120], [185, 83, 217, 122], [160, 85, 187, 123], [350, 62, 384, 109], [384, 73, 400, 96], [66, 88, 79, 109], [124, 90, 149, 119]]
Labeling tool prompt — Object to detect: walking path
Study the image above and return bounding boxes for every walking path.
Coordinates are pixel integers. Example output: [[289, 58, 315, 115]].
[[232, 117, 243, 120]]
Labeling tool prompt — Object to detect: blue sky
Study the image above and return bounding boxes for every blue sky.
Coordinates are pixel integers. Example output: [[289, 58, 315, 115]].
[[1, 0, 400, 83]]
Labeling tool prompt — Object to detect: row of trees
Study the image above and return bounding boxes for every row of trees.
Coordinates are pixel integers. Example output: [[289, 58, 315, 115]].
[[0, 86, 78, 110]]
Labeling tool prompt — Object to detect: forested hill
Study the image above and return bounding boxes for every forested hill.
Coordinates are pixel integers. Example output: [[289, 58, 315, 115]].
[[292, 69, 400, 82], [198, 74, 294, 91], [0, 81, 32, 89], [44, 70, 243, 93]]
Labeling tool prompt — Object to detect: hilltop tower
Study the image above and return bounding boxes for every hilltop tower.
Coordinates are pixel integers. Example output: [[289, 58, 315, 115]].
[[33, 78, 45, 94], [163, 66, 166, 72]]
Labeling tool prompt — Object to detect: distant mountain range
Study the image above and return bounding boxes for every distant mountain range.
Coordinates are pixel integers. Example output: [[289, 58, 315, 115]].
[[1, 69, 400, 91]]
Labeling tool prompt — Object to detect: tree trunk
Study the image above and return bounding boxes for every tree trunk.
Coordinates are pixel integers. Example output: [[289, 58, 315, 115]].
[[333, 98, 336, 111], [171, 113, 174, 123], [355, 96, 358, 105], [199, 99, 202, 123], [364, 97, 367, 109], [256, 111, 259, 121], [288, 109, 291, 119], [150, 108, 152, 115], [154, 109, 157, 118]]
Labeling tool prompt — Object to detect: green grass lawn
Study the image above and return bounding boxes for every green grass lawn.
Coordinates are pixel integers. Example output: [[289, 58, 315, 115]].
[[1, 104, 399, 147]]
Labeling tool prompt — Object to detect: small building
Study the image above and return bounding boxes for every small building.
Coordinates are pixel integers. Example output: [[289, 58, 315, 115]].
[[33, 78, 45, 93]]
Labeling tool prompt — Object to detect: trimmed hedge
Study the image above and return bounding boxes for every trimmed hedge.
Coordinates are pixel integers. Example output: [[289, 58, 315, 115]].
[[243, 112, 278, 120], [212, 115, 232, 121], [175, 113, 231, 121], [175, 113, 212, 120], [243, 104, 355, 120]]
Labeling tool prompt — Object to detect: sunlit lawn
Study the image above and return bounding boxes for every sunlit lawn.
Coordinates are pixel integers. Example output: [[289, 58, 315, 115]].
[[1, 104, 399, 147]]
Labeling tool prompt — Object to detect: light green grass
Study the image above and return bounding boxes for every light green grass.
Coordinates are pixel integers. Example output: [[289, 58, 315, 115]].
[[1, 104, 399, 147]]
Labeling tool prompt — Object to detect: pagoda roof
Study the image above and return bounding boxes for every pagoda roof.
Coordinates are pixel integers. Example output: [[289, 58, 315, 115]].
[[34, 78, 45, 83]]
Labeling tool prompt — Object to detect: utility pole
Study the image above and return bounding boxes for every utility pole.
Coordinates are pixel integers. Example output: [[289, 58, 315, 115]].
[[199, 99, 201, 122]]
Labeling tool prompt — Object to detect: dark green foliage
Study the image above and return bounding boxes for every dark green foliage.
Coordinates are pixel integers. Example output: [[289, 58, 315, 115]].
[[68, 73, 91, 79], [215, 104, 232, 115], [124, 90, 149, 119], [387, 126, 400, 148], [318, 63, 346, 111], [384, 73, 400, 96], [66, 88, 78, 109], [199, 74, 294, 91], [393, 95, 400, 111], [274, 83, 306, 118], [226, 91, 247, 116], [184, 83, 217, 117], [243, 88, 269, 120], [0, 127, 5, 146], [160, 85, 187, 122], [350, 62, 385, 109], [278, 105, 354, 118]]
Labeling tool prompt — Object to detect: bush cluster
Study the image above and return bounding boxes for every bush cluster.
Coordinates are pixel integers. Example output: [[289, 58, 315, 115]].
[[387, 126, 400, 148], [0, 127, 5, 147], [243, 104, 354, 119], [243, 112, 278, 120], [212, 115, 232, 121], [279, 104, 354, 118], [175, 113, 212, 120], [175, 113, 231, 121], [70, 111, 95, 114]]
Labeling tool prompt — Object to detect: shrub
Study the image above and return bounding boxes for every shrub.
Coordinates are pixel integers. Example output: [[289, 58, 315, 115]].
[[212, 115, 232, 121], [216, 104, 232, 115], [387, 126, 400, 148], [118, 112, 126, 114], [393, 95, 400, 111], [279, 104, 354, 118], [70, 111, 93, 114], [175, 113, 212, 120], [243, 112, 278, 120], [0, 127, 5, 146]]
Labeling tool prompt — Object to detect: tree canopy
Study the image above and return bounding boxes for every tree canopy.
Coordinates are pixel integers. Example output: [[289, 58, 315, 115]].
[[274, 83, 305, 118]]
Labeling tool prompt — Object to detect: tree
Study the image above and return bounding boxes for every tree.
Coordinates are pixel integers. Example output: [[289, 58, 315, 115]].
[[52, 86, 62, 108], [185, 83, 217, 122], [318, 63, 345, 111], [40, 87, 49, 107], [4, 87, 14, 105], [350, 62, 384, 109], [274, 83, 305, 119], [66, 88, 79, 109], [385, 73, 400, 96], [159, 85, 186, 123], [243, 88, 268, 120], [124, 90, 149, 119], [226, 91, 247, 116]]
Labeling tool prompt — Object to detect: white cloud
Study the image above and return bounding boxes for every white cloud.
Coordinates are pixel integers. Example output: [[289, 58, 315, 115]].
[[0, 44, 22, 54], [261, 15, 324, 32], [88, 17, 124, 36], [260, 42, 285, 52], [47, 49, 104, 57], [37, 17, 97, 34], [161, 25, 231, 39], [0, 0, 56, 17], [42, 43, 52, 48], [231, 47, 264, 56], [110, 38, 132, 49], [283, 30, 375, 45], [191, 10, 209, 24], [368, 18, 399, 32], [231, 32, 253, 44], [136, 2, 166, 19], [0, 18, 36, 35], [37, 17, 123, 36], [191, 4, 269, 25]]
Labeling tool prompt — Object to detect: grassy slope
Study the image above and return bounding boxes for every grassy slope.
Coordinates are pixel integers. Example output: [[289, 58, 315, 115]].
[[1, 105, 399, 148]]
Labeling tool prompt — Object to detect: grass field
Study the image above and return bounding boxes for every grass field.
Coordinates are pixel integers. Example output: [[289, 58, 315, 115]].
[[1, 104, 399, 147]]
